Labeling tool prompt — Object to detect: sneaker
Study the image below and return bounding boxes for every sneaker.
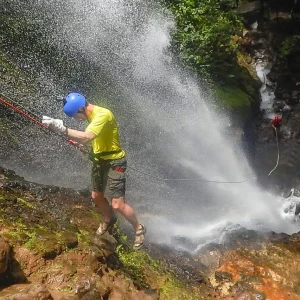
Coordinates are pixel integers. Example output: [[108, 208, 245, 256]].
[[96, 217, 117, 235], [133, 224, 146, 250]]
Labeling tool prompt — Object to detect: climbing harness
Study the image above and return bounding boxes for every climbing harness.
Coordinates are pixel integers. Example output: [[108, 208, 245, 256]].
[[268, 126, 280, 176], [88, 149, 123, 163], [0, 93, 256, 184]]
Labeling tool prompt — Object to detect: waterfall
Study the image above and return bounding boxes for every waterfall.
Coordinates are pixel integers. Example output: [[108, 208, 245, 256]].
[[1, 0, 299, 251]]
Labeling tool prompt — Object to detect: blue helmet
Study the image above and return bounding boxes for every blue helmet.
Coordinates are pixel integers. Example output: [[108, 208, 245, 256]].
[[63, 93, 86, 117]]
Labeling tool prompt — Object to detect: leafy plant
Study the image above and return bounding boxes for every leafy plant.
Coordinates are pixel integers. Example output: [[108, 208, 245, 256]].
[[279, 35, 300, 57], [166, 0, 243, 79]]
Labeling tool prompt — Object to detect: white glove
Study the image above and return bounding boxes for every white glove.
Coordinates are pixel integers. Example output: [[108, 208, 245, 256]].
[[42, 116, 67, 135]]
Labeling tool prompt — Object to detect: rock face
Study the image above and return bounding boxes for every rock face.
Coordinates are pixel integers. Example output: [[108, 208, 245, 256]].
[[0, 237, 10, 274], [0, 283, 53, 300], [235, 8, 300, 191], [1, 167, 300, 299], [199, 232, 300, 299], [0, 167, 212, 300]]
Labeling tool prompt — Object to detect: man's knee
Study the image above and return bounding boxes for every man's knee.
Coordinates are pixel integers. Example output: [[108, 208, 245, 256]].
[[111, 197, 125, 210]]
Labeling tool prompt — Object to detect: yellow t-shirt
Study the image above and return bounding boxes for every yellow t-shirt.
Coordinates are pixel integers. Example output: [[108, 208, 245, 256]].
[[86, 106, 125, 160]]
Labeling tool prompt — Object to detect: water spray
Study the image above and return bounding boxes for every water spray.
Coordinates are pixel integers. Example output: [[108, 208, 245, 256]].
[[0, 93, 257, 184], [0, 93, 89, 154]]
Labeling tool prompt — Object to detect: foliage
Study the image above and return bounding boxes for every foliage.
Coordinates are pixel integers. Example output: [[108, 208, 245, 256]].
[[278, 35, 300, 57], [166, 0, 243, 79]]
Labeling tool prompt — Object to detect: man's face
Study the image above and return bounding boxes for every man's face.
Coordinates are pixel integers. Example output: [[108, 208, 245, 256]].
[[73, 112, 87, 120], [73, 107, 87, 120]]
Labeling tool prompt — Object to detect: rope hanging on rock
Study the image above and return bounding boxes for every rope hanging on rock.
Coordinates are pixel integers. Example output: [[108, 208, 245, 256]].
[[268, 127, 280, 176]]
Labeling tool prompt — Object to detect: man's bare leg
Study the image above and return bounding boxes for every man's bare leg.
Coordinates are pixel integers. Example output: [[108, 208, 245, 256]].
[[111, 197, 141, 231], [92, 191, 113, 223]]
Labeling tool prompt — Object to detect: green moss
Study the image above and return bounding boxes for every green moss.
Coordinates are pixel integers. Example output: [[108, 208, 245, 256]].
[[237, 51, 258, 81], [17, 197, 34, 208], [56, 231, 78, 250], [215, 85, 251, 111], [0, 51, 22, 78], [117, 245, 154, 288], [58, 285, 73, 293], [1, 230, 29, 244], [77, 230, 92, 246], [24, 232, 40, 249], [89, 209, 102, 221], [14, 218, 28, 230], [116, 244, 200, 299], [25, 231, 61, 258]]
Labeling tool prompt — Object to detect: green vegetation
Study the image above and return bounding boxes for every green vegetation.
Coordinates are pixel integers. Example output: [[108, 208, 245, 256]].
[[76, 229, 91, 246], [165, 0, 259, 112], [17, 197, 34, 208], [278, 35, 300, 57], [116, 240, 200, 299], [0, 0, 258, 113], [215, 85, 251, 111], [166, 0, 243, 79]]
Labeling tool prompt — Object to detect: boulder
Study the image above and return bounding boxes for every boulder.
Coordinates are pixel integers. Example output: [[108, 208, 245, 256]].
[[0, 283, 52, 300], [0, 237, 11, 274]]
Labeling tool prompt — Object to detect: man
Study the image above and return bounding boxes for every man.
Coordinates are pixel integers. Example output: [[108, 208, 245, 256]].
[[271, 114, 282, 138], [271, 115, 282, 128], [42, 92, 146, 250]]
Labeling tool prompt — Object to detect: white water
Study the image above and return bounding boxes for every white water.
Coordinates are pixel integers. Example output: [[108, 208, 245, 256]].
[[255, 51, 276, 119], [2, 0, 300, 251]]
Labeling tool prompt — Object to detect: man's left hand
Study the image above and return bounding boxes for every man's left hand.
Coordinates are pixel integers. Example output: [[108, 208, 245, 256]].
[[42, 116, 67, 135]]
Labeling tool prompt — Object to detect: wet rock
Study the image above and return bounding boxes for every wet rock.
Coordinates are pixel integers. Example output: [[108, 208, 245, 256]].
[[80, 288, 102, 300], [236, 1, 261, 15], [197, 245, 222, 273], [0, 166, 268, 299], [0, 283, 52, 300], [92, 233, 117, 256], [8, 257, 27, 284], [215, 271, 233, 282], [78, 188, 90, 198], [70, 208, 101, 232], [0, 237, 11, 274], [236, 292, 253, 300], [14, 247, 46, 277], [59, 231, 78, 249]]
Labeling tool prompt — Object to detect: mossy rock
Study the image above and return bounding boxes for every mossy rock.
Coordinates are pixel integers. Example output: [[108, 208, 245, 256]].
[[116, 244, 203, 300], [1, 231, 29, 246], [25, 229, 63, 259], [214, 85, 252, 112], [70, 207, 101, 232], [57, 231, 78, 249]]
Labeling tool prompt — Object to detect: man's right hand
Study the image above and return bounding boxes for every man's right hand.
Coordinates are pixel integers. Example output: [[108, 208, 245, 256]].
[[42, 116, 67, 135]]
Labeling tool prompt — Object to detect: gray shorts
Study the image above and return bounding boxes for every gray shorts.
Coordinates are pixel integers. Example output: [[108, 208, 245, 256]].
[[91, 157, 126, 199]]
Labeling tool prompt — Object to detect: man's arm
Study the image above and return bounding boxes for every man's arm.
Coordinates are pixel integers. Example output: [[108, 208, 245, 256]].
[[42, 115, 102, 144], [66, 128, 96, 144]]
